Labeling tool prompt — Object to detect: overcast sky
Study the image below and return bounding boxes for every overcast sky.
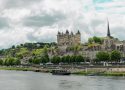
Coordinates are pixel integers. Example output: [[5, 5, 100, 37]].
[[0, 0, 125, 49]]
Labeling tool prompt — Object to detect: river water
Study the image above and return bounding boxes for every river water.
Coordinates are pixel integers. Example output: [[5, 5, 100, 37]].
[[0, 70, 125, 90]]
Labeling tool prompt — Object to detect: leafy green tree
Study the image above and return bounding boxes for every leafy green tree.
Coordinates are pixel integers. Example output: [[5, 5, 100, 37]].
[[111, 50, 121, 62], [3, 57, 20, 66], [16, 48, 29, 59], [41, 56, 49, 63], [96, 51, 110, 62], [32, 49, 43, 56], [88, 38, 93, 44], [93, 36, 102, 43], [29, 57, 41, 64], [61, 56, 67, 63], [41, 46, 49, 63], [0, 60, 3, 65], [65, 55, 71, 63], [13, 59, 21, 65], [51, 56, 61, 64], [33, 59, 41, 64], [88, 36, 103, 44], [70, 55, 76, 63], [75, 55, 84, 63], [11, 45, 15, 49]]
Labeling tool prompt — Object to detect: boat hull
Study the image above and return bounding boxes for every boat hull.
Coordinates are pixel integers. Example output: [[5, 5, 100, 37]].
[[51, 70, 71, 75]]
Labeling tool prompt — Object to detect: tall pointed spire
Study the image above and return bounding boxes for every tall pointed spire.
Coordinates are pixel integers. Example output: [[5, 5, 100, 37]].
[[107, 19, 111, 37]]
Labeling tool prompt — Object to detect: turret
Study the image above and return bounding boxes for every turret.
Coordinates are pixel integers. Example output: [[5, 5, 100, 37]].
[[58, 31, 61, 35], [75, 30, 81, 44], [76, 30, 80, 34], [71, 31, 74, 35], [66, 30, 69, 34]]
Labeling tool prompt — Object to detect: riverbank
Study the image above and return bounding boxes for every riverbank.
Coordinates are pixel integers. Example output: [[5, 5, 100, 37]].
[[0, 67, 33, 71], [72, 71, 125, 76], [1, 66, 125, 76], [0, 66, 51, 73]]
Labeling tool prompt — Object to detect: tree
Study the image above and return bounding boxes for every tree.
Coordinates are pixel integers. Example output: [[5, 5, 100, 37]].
[[96, 51, 110, 62], [61, 56, 67, 63], [93, 36, 102, 44], [65, 55, 71, 63], [88, 36, 102, 44], [70, 55, 76, 63], [29, 57, 41, 64], [13, 59, 21, 65], [111, 50, 121, 62], [3, 57, 21, 66], [75, 55, 84, 63], [41, 56, 49, 63], [51, 56, 61, 64], [41, 46, 50, 63], [12, 45, 15, 49], [0, 59, 3, 65], [88, 38, 93, 44]]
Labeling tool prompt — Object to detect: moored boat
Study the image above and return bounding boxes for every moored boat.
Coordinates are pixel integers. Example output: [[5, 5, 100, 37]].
[[51, 70, 71, 75]]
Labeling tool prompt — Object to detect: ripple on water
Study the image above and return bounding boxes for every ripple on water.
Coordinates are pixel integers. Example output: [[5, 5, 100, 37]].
[[0, 71, 125, 90]]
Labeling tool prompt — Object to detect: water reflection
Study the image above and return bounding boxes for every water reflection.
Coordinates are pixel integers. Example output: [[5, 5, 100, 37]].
[[0, 70, 125, 90]]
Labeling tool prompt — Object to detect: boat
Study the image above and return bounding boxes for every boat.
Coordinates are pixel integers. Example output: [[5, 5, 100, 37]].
[[51, 70, 71, 75]]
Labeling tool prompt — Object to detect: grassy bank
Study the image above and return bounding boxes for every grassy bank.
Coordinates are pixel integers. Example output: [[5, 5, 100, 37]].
[[102, 72, 125, 76], [72, 71, 125, 76], [1, 66, 125, 76], [0, 67, 33, 71], [0, 66, 51, 73]]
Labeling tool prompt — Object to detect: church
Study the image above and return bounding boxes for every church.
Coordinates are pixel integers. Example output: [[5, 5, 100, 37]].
[[84, 21, 125, 60]]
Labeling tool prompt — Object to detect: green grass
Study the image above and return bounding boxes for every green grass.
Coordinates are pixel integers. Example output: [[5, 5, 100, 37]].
[[102, 72, 125, 76], [0, 67, 33, 71], [72, 71, 125, 76], [72, 71, 96, 75]]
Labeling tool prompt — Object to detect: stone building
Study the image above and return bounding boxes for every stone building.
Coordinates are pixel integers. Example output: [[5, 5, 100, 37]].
[[84, 21, 125, 60], [57, 30, 81, 46], [56, 21, 125, 60]]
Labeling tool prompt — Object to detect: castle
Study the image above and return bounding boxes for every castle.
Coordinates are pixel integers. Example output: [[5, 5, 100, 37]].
[[57, 30, 81, 46], [57, 21, 125, 60]]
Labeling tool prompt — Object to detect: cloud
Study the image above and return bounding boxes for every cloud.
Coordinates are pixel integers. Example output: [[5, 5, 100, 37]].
[[0, 0, 125, 49], [26, 26, 58, 43], [23, 11, 66, 27], [3, 0, 43, 8], [0, 17, 9, 29]]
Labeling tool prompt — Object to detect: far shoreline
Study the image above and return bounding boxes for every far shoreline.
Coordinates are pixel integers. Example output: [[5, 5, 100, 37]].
[[1, 66, 125, 76]]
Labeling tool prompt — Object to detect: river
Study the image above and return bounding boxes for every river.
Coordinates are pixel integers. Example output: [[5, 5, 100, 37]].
[[0, 70, 125, 90]]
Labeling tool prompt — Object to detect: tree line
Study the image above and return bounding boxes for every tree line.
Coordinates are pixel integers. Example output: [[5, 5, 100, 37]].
[[29, 55, 84, 65], [95, 50, 121, 62], [0, 57, 20, 66]]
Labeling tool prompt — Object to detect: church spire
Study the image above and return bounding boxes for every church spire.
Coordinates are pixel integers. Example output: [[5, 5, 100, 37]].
[[107, 19, 111, 37]]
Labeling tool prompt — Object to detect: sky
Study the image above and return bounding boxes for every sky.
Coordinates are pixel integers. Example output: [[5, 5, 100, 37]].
[[0, 0, 125, 49]]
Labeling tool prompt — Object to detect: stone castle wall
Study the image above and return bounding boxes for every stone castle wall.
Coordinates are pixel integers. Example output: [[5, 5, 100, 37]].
[[57, 30, 81, 46]]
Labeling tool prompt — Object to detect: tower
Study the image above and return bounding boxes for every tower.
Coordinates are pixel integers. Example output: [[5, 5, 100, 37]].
[[107, 20, 111, 37], [75, 30, 81, 45], [57, 31, 61, 45], [103, 20, 114, 51]]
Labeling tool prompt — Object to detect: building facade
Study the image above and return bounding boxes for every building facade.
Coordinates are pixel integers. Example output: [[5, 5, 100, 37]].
[[84, 21, 125, 60], [57, 30, 81, 46]]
